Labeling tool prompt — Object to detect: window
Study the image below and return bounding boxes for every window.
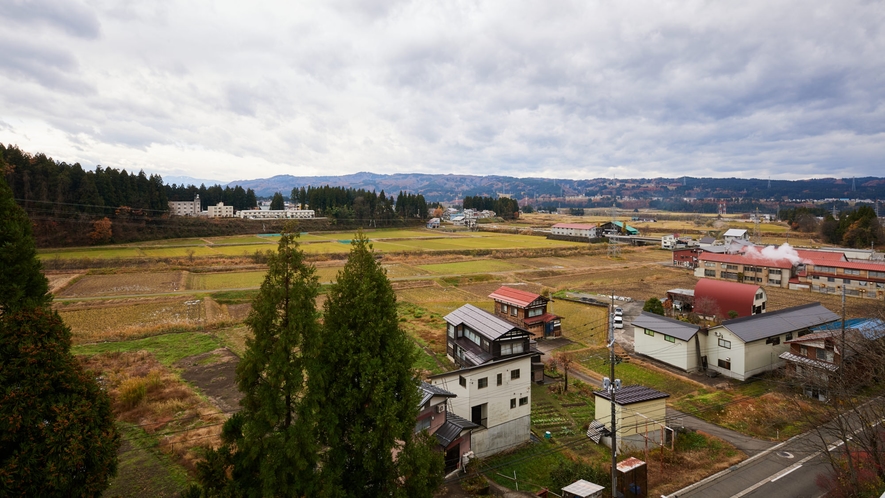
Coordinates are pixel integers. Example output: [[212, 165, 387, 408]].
[[464, 328, 481, 346], [827, 277, 836, 282], [844, 269, 860, 276], [501, 304, 508, 314], [527, 307, 543, 318], [766, 337, 780, 345], [718, 358, 731, 370], [644, 330, 654, 337], [870, 271, 885, 279], [519, 397, 529, 406], [726, 264, 739, 271], [511, 369, 521, 380], [769, 269, 782, 275], [447, 324, 454, 338], [705, 269, 716, 277], [722, 272, 738, 280], [664, 335, 675, 343], [843, 279, 851, 285], [817, 348, 834, 362], [478, 377, 488, 389], [785, 332, 792, 341], [718, 338, 731, 349], [497, 373, 503, 386], [510, 398, 516, 409], [459, 376, 466, 387], [500, 341, 525, 355], [756, 292, 764, 300], [471, 403, 488, 427], [705, 262, 716, 268], [800, 345, 807, 356], [511, 307, 517, 316], [416, 417, 431, 432], [768, 279, 781, 285], [817, 266, 836, 274]]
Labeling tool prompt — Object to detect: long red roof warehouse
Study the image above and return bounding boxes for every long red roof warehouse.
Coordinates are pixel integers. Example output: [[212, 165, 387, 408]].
[[694, 279, 764, 318]]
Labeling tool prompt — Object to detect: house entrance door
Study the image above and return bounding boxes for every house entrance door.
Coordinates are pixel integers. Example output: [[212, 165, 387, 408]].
[[444, 446, 460, 474]]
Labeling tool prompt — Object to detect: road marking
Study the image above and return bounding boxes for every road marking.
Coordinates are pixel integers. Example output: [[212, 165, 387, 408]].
[[770, 464, 802, 482]]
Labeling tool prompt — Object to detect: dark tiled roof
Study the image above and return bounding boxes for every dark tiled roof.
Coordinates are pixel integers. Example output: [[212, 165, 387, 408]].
[[444, 304, 527, 341], [434, 413, 479, 448], [418, 381, 455, 407], [631, 312, 700, 342], [593, 385, 670, 405], [722, 303, 839, 343]]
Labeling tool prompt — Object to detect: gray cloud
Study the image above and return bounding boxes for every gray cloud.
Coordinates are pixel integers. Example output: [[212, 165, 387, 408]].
[[0, 0, 883, 182]]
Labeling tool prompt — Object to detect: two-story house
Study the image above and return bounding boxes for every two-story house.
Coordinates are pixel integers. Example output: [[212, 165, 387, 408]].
[[416, 381, 478, 473], [429, 355, 533, 458], [488, 286, 562, 338], [779, 318, 885, 400]]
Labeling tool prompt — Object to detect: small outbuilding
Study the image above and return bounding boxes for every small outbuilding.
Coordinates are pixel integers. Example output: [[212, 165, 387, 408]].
[[592, 385, 670, 453], [562, 479, 605, 498], [694, 279, 766, 318]]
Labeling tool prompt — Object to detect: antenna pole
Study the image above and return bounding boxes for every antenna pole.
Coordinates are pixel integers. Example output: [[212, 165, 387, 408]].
[[610, 291, 618, 495]]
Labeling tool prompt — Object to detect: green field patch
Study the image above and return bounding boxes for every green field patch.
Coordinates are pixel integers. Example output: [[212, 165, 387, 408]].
[[206, 245, 272, 257], [140, 246, 220, 258], [103, 422, 191, 498], [299, 242, 351, 254], [131, 238, 207, 247], [554, 301, 609, 348], [38, 247, 145, 260], [315, 267, 341, 283], [417, 260, 525, 275], [187, 271, 267, 290], [72, 332, 222, 366], [211, 290, 259, 305], [575, 348, 698, 398], [206, 235, 273, 245], [381, 263, 430, 278]]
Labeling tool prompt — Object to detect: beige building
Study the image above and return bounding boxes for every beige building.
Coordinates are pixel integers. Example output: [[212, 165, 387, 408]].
[[168, 195, 201, 216], [206, 202, 234, 218]]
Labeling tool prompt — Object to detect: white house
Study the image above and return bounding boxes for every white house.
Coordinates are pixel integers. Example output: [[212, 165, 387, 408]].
[[551, 223, 598, 238], [634, 304, 839, 381], [429, 355, 533, 458], [723, 228, 749, 244], [633, 313, 702, 372]]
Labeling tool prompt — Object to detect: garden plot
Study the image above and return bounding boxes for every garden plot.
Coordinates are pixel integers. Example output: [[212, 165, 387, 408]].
[[46, 272, 83, 294], [59, 298, 202, 344], [187, 271, 267, 290], [395, 286, 491, 316], [58, 271, 187, 297]]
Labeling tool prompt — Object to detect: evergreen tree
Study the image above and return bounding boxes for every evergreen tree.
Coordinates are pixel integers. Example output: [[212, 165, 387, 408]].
[[313, 232, 443, 497], [0, 170, 119, 496], [270, 192, 285, 210], [197, 230, 320, 496]]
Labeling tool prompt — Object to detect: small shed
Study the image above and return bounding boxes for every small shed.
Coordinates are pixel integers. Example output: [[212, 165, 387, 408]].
[[561, 479, 604, 498], [617, 457, 648, 498], [593, 385, 670, 452]]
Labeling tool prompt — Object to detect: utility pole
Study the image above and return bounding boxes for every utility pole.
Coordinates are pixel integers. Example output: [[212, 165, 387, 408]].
[[605, 292, 621, 496]]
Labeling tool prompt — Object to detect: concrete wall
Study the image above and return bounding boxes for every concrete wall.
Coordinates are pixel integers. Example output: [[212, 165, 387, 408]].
[[471, 414, 531, 458]]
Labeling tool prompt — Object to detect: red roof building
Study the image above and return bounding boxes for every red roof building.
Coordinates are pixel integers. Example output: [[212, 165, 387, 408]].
[[488, 286, 562, 338], [696, 252, 793, 288], [694, 279, 767, 318]]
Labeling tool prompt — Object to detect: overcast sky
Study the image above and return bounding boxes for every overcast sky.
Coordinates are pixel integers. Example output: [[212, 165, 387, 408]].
[[1, 1, 883, 183]]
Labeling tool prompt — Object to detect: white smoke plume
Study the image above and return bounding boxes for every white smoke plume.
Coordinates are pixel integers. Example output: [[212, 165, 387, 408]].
[[743, 243, 812, 265]]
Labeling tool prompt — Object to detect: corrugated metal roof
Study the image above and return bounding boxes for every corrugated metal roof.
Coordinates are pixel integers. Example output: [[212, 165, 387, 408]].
[[795, 249, 846, 262], [488, 286, 542, 308], [809, 260, 885, 272], [695, 279, 763, 318], [444, 304, 525, 341], [594, 385, 670, 405], [418, 381, 455, 407], [812, 318, 885, 341], [434, 413, 479, 448], [779, 351, 839, 372], [699, 252, 794, 269], [561, 479, 605, 496], [722, 303, 839, 343], [631, 312, 700, 342], [723, 229, 748, 237]]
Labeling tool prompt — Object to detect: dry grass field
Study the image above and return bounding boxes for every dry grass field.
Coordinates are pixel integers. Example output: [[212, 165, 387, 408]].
[[59, 272, 187, 297]]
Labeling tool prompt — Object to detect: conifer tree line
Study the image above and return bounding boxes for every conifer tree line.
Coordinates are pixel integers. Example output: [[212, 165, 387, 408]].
[[290, 185, 428, 221], [190, 231, 443, 496], [462, 195, 520, 219], [0, 168, 120, 495]]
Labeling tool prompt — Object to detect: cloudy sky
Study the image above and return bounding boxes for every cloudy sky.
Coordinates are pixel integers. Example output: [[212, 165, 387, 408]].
[[1, 0, 883, 183]]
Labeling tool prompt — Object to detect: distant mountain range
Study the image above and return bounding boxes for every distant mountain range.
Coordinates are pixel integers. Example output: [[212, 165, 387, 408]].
[[197, 173, 885, 205]]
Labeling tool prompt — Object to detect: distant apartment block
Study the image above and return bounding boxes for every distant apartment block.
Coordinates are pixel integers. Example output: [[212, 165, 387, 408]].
[[168, 195, 201, 216]]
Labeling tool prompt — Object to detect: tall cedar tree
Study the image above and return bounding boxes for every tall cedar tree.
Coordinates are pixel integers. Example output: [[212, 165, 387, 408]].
[[0, 171, 119, 496], [313, 232, 443, 497], [197, 231, 320, 496]]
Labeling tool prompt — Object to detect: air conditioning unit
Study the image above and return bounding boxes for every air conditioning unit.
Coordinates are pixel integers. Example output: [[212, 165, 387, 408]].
[[436, 405, 445, 414]]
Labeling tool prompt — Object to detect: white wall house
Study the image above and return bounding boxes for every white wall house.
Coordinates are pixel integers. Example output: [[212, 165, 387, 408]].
[[430, 355, 532, 458], [635, 304, 839, 381], [551, 223, 598, 238], [632, 313, 701, 372], [723, 228, 749, 244]]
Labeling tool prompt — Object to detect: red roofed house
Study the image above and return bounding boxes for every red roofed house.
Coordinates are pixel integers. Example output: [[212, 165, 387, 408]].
[[489, 286, 562, 338], [694, 279, 767, 318], [695, 252, 794, 288]]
